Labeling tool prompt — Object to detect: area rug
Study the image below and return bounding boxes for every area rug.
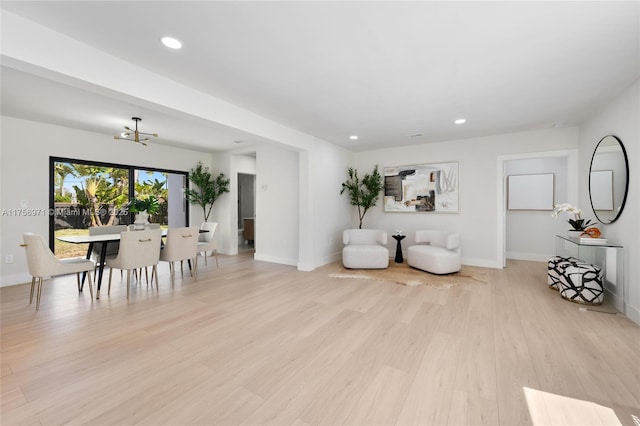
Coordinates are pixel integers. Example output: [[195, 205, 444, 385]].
[[329, 262, 489, 288]]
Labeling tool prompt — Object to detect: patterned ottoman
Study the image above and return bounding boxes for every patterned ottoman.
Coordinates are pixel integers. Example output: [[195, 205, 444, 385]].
[[547, 256, 583, 291], [559, 263, 604, 305]]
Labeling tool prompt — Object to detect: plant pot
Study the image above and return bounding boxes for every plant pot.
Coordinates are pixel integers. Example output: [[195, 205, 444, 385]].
[[134, 211, 150, 230], [567, 230, 583, 238]]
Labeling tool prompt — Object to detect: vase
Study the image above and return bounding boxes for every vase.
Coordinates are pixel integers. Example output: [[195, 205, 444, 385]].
[[567, 230, 583, 238], [134, 211, 150, 230]]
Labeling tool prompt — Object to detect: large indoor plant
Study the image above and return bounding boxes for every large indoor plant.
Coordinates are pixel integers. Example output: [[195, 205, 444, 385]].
[[184, 162, 230, 222], [340, 165, 384, 229]]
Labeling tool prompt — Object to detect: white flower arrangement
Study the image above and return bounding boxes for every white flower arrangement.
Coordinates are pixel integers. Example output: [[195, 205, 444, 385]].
[[552, 203, 593, 231]]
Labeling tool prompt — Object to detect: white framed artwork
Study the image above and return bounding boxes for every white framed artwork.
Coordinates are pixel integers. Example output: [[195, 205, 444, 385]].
[[507, 173, 554, 210], [590, 170, 614, 211]]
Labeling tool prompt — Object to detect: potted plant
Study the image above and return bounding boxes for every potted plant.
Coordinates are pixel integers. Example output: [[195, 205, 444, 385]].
[[184, 162, 230, 222], [128, 195, 160, 229], [552, 203, 594, 236], [340, 165, 383, 229]]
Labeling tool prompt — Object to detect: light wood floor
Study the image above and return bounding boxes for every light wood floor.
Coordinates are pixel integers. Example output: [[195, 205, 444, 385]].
[[1, 254, 639, 425]]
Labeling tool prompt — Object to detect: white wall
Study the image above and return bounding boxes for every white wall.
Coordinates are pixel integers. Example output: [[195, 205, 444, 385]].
[[298, 139, 354, 270], [505, 156, 571, 261], [355, 127, 578, 268], [254, 144, 300, 266], [211, 141, 353, 270], [0, 116, 212, 286], [578, 79, 639, 324]]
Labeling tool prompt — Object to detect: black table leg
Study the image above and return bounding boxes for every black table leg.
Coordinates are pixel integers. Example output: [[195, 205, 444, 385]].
[[95, 242, 109, 299], [80, 242, 94, 292], [395, 242, 404, 263]]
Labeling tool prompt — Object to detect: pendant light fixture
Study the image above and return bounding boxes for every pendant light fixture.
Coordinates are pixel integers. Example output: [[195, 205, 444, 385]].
[[114, 117, 158, 146]]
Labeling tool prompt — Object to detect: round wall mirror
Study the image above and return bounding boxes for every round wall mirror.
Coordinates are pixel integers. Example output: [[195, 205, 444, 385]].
[[589, 135, 629, 224]]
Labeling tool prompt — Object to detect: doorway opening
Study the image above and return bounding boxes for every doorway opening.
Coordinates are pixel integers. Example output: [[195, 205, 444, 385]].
[[497, 150, 577, 268], [238, 173, 255, 253]]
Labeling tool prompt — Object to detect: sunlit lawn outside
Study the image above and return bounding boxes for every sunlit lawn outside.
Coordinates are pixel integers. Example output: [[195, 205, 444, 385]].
[[54, 229, 89, 259]]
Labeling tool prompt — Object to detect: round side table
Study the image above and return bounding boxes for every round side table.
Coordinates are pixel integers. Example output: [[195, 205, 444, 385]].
[[392, 234, 406, 263]]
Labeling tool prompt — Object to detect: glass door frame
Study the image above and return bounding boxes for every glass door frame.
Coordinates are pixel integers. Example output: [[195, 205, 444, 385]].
[[49, 156, 190, 252]]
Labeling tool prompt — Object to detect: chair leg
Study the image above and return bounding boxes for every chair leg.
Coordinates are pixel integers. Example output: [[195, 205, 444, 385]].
[[126, 270, 131, 299], [214, 250, 219, 268], [35, 277, 44, 311], [153, 265, 159, 291], [108, 267, 113, 295], [204, 251, 208, 266], [180, 260, 184, 276], [77, 274, 81, 292], [194, 257, 198, 279], [86, 272, 94, 300], [29, 276, 36, 304], [145, 267, 149, 285]]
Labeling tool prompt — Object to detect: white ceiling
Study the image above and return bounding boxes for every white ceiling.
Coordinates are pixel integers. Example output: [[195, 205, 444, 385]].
[[1, 1, 639, 152]]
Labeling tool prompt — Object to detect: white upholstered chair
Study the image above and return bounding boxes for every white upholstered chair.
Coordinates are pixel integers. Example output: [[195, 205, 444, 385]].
[[21, 233, 95, 310], [342, 229, 389, 269], [407, 230, 461, 274], [159, 226, 200, 282], [197, 222, 219, 267], [106, 228, 162, 299]]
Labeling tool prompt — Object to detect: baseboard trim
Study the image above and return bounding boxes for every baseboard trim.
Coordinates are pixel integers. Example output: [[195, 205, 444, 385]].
[[1, 273, 33, 287], [253, 253, 297, 267], [625, 303, 640, 326], [462, 257, 503, 269], [506, 252, 553, 262]]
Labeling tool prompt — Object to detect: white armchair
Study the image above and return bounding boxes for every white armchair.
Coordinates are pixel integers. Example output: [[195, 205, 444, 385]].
[[342, 229, 389, 269], [407, 230, 461, 274]]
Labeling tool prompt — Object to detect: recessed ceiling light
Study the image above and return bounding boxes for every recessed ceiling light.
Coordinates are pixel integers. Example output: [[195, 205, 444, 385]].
[[161, 37, 182, 49], [349, 135, 359, 140], [233, 140, 244, 144], [454, 118, 466, 125], [408, 132, 423, 138]]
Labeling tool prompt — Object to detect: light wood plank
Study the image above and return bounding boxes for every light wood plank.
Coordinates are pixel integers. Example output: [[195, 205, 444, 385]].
[[1, 256, 638, 425]]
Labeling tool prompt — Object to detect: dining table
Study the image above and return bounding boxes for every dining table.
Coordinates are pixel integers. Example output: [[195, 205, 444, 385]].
[[56, 229, 168, 298], [57, 228, 205, 298]]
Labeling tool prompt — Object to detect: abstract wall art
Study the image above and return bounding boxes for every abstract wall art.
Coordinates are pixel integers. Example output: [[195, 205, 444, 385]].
[[383, 162, 459, 213]]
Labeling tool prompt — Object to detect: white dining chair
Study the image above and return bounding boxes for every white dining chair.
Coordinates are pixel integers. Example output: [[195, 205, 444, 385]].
[[106, 228, 162, 299], [21, 233, 95, 310], [159, 226, 200, 283], [197, 222, 219, 267]]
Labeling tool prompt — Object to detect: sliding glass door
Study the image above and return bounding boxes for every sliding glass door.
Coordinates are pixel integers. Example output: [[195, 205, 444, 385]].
[[50, 157, 189, 258]]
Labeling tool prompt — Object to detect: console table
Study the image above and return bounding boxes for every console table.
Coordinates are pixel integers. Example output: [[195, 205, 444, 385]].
[[555, 235, 624, 311]]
